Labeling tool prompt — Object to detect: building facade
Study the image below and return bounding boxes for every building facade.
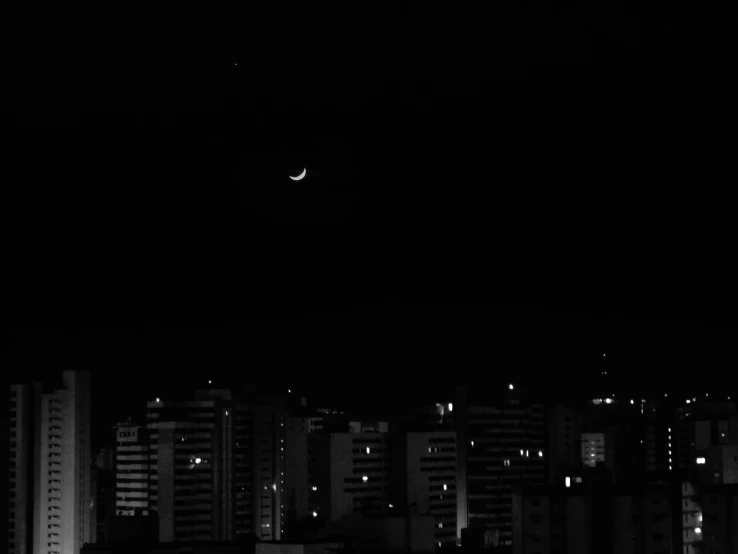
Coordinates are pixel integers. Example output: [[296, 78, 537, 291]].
[[455, 385, 546, 547], [512, 483, 674, 554], [311, 430, 391, 522], [146, 389, 286, 543], [114, 420, 151, 516], [8, 383, 42, 554], [393, 431, 458, 548], [8, 372, 95, 554]]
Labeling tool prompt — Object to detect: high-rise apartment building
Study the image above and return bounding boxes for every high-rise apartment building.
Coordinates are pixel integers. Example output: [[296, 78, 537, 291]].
[[392, 431, 458, 548], [283, 415, 311, 531], [114, 419, 150, 516], [92, 447, 114, 543], [546, 405, 581, 486], [311, 430, 392, 522], [250, 395, 286, 541], [34, 371, 94, 554], [454, 384, 545, 547], [146, 390, 236, 542], [8, 372, 94, 554], [146, 388, 286, 543]]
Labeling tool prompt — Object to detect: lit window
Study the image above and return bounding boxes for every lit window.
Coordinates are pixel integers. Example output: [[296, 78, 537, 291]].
[[312, 486, 317, 491], [630, 400, 634, 404], [443, 484, 447, 491], [538, 451, 543, 457], [697, 457, 706, 464], [471, 441, 474, 447], [366, 447, 370, 454], [362, 476, 368, 482], [565, 477, 571, 488], [448, 403, 453, 412], [389, 504, 393, 508], [509, 384, 514, 390], [312, 511, 317, 517], [605, 399, 613, 404], [695, 528, 701, 534]]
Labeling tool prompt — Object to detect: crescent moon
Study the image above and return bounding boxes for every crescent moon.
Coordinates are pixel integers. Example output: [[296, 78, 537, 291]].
[[289, 168, 307, 181]]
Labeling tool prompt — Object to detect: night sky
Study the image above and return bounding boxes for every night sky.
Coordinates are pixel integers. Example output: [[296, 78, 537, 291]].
[[5, 2, 733, 229], [4, 3, 735, 448]]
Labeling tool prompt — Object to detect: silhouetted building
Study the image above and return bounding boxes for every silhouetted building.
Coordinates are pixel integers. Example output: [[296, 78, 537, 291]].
[[91, 453, 115, 544], [512, 482, 674, 554], [283, 416, 312, 535], [391, 431, 458, 548], [332, 513, 436, 553], [147, 390, 236, 542], [249, 395, 287, 541], [546, 405, 581, 487], [147, 388, 287, 542], [108, 512, 159, 544], [581, 398, 647, 485], [454, 384, 545, 547], [310, 428, 391, 522]]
